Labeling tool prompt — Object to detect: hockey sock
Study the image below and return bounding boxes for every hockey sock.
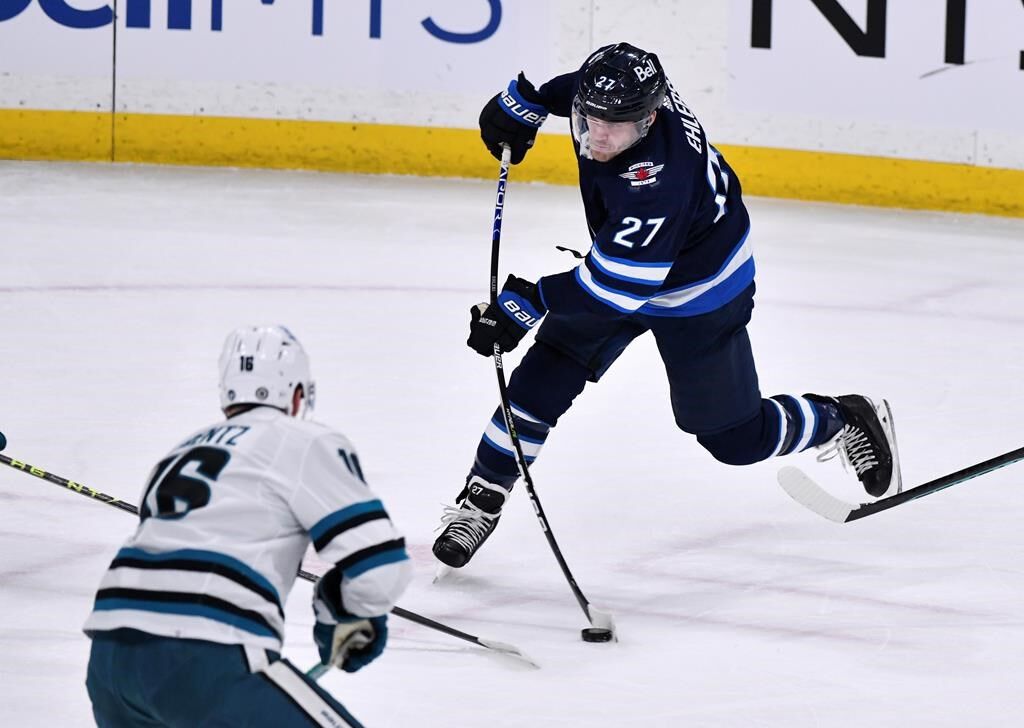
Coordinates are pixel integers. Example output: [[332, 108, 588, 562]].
[[471, 401, 552, 488], [768, 394, 844, 456]]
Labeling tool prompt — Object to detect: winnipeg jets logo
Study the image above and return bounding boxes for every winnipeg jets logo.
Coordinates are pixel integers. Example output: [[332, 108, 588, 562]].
[[619, 162, 664, 187]]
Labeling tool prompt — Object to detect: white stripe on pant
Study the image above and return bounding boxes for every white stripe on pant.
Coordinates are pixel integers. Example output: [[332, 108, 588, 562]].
[[262, 660, 358, 728]]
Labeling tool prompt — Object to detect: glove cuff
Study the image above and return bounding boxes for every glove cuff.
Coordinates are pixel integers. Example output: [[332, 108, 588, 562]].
[[499, 276, 547, 330], [499, 78, 548, 128], [312, 566, 358, 623], [515, 72, 548, 106]]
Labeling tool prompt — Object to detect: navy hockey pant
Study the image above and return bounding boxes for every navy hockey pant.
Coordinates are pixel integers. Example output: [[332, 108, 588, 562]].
[[86, 629, 362, 728], [471, 283, 841, 486]]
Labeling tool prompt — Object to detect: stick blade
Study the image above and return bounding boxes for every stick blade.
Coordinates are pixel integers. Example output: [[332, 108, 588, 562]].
[[588, 606, 619, 642], [777, 466, 857, 523], [476, 638, 541, 669], [432, 563, 453, 584]]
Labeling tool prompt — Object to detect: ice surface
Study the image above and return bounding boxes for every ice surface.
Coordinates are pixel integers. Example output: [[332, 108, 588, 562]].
[[2, 160, 1023, 727]]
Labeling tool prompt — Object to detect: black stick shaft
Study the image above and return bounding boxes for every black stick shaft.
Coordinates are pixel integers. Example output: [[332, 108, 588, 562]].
[[0, 454, 500, 649], [389, 606, 494, 647], [298, 567, 496, 647], [488, 146, 600, 624], [847, 445, 1024, 521]]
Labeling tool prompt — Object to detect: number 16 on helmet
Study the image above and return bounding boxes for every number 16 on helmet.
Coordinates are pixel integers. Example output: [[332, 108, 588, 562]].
[[218, 325, 316, 416]]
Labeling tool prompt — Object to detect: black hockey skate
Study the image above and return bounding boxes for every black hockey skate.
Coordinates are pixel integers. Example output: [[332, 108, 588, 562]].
[[807, 394, 902, 498], [433, 476, 508, 568]]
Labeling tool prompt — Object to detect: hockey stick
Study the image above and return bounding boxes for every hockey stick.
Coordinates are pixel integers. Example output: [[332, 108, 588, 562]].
[[0, 451, 536, 665], [778, 445, 1024, 523], [303, 600, 541, 679], [487, 146, 617, 641]]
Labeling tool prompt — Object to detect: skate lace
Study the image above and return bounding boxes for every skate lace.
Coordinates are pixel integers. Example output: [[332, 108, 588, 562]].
[[816, 425, 878, 476], [437, 502, 497, 552]]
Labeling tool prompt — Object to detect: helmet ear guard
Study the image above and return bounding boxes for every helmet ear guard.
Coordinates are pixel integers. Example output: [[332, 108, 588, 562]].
[[218, 326, 315, 416]]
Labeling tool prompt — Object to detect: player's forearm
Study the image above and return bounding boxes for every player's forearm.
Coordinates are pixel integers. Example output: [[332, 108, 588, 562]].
[[538, 269, 639, 319], [339, 557, 414, 618]]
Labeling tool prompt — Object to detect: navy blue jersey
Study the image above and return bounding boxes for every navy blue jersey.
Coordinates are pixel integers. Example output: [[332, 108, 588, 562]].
[[534, 71, 753, 320]]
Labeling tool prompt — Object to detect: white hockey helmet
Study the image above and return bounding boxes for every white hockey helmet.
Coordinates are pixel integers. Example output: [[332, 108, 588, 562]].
[[218, 325, 315, 416]]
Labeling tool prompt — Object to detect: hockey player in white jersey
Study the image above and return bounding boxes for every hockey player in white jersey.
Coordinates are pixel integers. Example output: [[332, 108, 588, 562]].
[[83, 325, 412, 727]]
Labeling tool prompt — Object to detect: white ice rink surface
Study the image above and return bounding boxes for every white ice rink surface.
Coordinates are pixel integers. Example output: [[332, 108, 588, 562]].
[[2, 160, 1024, 727]]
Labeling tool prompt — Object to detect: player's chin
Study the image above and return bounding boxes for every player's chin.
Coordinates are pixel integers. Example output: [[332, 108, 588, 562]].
[[590, 148, 618, 163]]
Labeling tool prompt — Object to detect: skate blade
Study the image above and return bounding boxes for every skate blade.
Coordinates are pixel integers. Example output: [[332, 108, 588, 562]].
[[880, 398, 903, 497]]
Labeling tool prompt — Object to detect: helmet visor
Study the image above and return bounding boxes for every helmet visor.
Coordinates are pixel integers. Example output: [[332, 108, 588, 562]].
[[571, 97, 654, 162]]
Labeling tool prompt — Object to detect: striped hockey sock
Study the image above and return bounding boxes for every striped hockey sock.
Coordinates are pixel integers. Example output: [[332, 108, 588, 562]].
[[471, 401, 552, 487], [767, 394, 844, 457]]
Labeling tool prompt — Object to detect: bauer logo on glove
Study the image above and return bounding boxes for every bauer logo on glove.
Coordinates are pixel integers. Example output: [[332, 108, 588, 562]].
[[467, 274, 547, 356], [501, 297, 540, 328], [479, 73, 549, 164]]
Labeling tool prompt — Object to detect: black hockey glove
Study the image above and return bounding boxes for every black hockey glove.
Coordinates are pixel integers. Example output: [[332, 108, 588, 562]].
[[468, 274, 547, 356], [479, 73, 549, 164]]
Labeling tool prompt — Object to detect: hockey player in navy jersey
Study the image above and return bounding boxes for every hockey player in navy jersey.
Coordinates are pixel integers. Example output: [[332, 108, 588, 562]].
[[434, 43, 902, 568], [84, 326, 412, 727]]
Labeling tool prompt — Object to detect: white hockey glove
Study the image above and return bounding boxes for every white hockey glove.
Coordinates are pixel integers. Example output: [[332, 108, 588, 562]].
[[312, 572, 389, 673], [313, 615, 387, 672]]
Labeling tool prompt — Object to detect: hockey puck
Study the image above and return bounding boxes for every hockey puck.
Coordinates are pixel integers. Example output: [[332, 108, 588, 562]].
[[581, 627, 614, 643], [0, 431, 6, 452]]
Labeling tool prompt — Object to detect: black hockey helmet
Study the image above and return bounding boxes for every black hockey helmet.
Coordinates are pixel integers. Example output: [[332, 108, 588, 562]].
[[575, 43, 668, 123]]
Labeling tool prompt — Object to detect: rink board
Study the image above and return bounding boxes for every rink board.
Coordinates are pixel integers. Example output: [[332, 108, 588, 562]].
[[1, 1, 1023, 215], [2, 108, 1022, 218]]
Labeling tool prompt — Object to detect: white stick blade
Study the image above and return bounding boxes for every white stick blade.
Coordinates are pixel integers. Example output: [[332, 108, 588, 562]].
[[477, 639, 541, 669], [589, 607, 619, 642], [432, 564, 453, 584], [777, 466, 856, 523]]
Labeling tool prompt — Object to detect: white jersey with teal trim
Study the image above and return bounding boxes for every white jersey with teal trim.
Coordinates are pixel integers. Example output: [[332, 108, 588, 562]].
[[83, 407, 412, 652]]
